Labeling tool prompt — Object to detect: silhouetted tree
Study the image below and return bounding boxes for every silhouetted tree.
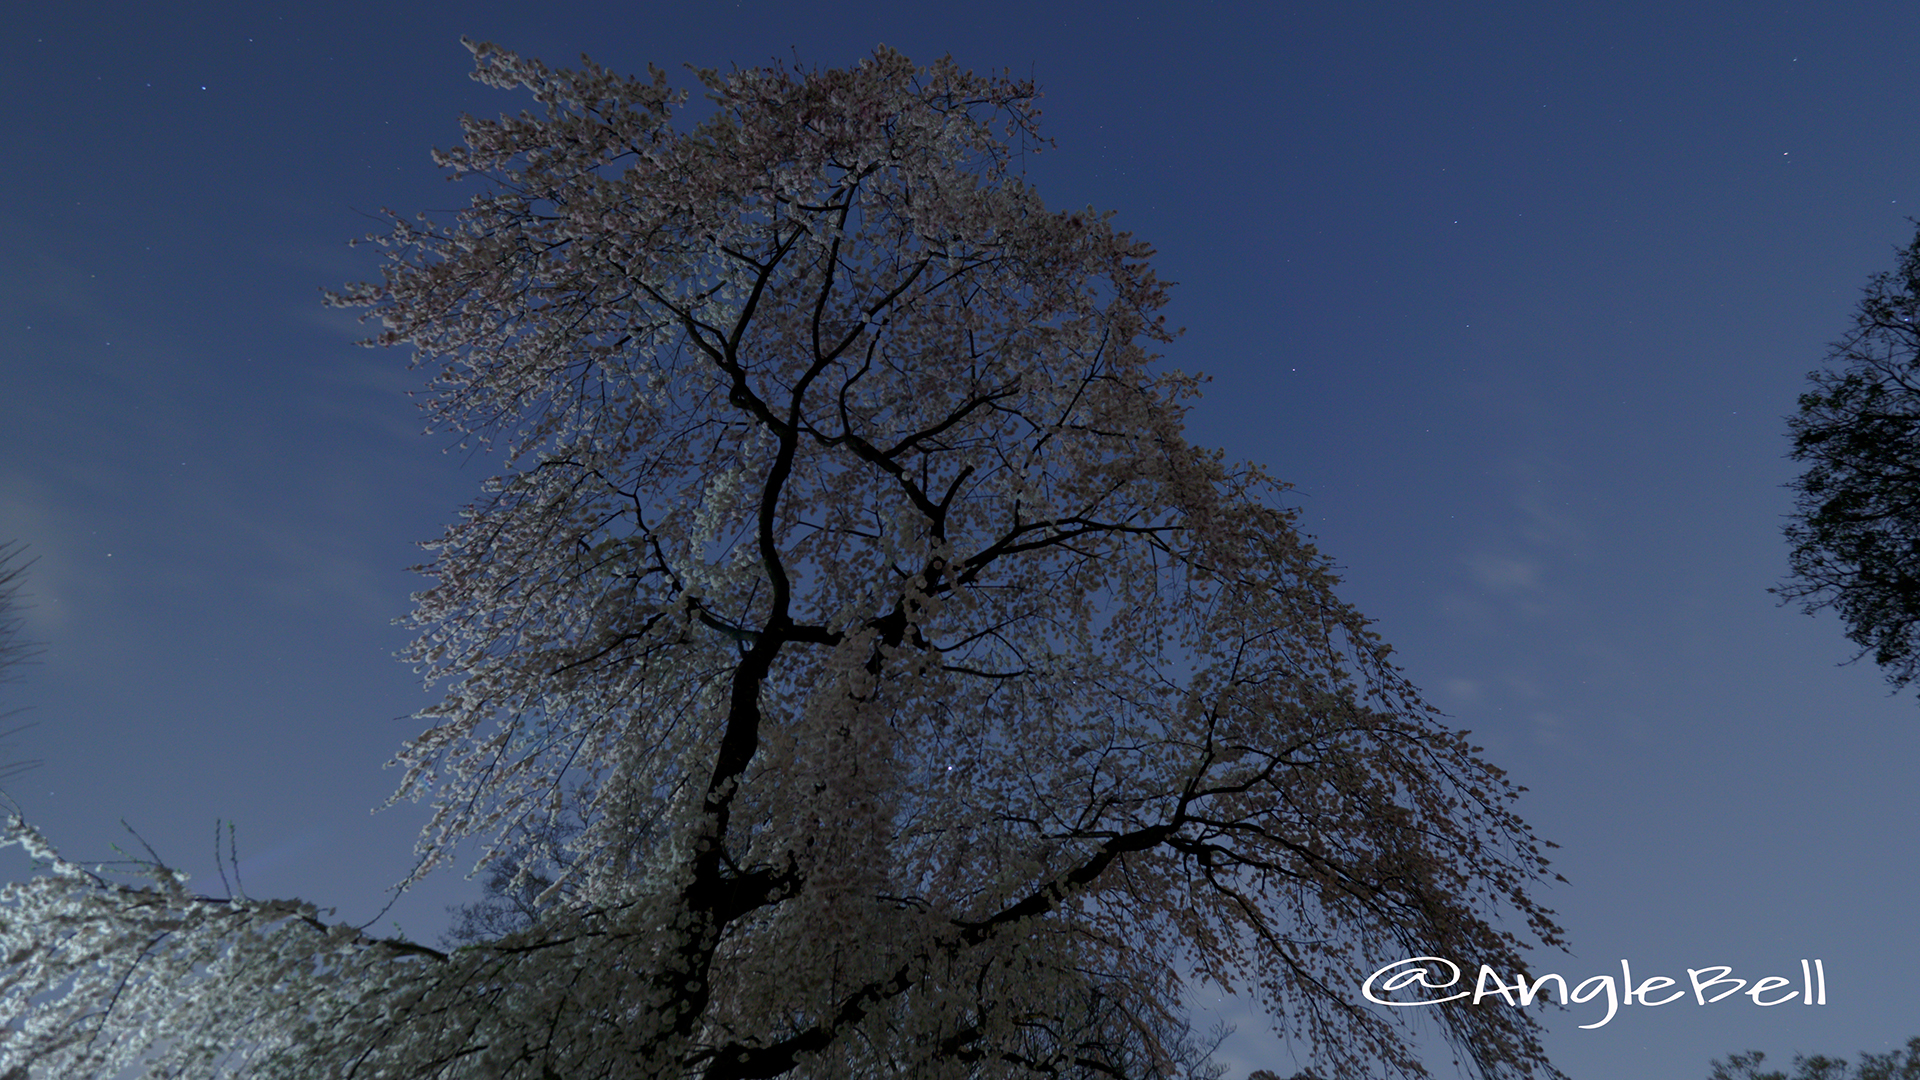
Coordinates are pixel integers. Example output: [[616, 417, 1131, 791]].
[[1710, 1036, 1920, 1080], [1780, 225, 1920, 695]]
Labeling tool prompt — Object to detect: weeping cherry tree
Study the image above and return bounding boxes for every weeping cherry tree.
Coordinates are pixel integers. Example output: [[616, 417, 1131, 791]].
[[0, 44, 1567, 1080]]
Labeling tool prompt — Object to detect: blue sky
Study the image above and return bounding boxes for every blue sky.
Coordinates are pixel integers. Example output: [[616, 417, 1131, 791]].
[[5, 3, 1919, 1077]]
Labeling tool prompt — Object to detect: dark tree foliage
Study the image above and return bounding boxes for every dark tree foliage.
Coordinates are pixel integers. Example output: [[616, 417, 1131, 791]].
[[439, 810, 584, 948], [440, 805, 1239, 1080], [1780, 225, 1920, 693], [1709, 1036, 1920, 1080]]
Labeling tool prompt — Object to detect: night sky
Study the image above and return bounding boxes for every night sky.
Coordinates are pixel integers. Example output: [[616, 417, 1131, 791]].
[[5, 3, 1918, 1077]]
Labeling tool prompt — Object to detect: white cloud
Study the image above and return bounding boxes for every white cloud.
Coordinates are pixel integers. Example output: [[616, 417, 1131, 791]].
[[1468, 553, 1541, 594]]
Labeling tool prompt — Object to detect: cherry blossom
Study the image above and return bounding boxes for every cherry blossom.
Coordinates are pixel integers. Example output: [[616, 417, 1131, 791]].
[[0, 44, 1566, 1080]]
